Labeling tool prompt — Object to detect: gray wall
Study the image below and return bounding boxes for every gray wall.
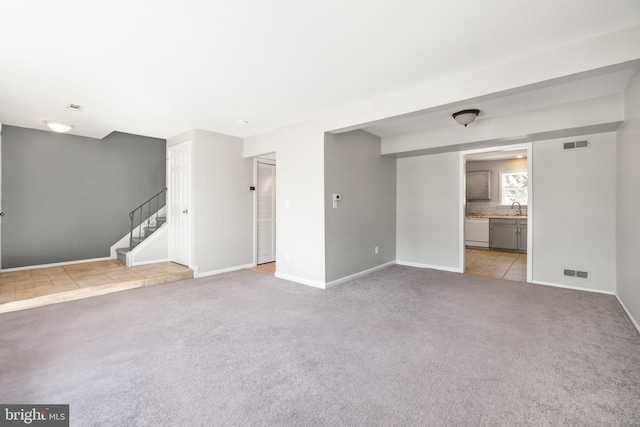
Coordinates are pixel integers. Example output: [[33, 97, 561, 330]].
[[396, 152, 462, 271], [324, 130, 396, 284], [617, 69, 640, 329], [532, 133, 616, 293], [1, 126, 166, 268]]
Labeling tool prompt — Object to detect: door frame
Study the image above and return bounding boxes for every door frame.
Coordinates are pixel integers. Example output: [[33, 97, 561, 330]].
[[460, 142, 533, 283], [253, 156, 276, 266], [167, 140, 193, 269], [0, 123, 3, 270]]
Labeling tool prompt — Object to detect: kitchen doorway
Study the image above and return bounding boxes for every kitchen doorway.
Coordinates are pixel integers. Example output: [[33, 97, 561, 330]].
[[462, 144, 532, 282]]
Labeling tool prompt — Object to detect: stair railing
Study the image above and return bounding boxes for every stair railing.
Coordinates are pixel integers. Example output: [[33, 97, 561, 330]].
[[129, 188, 167, 250]]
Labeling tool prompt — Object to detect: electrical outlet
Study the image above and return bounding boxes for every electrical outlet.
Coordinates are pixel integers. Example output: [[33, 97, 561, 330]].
[[375, 246, 379, 254]]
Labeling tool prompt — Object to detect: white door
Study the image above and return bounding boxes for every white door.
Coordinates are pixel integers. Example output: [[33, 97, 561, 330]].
[[168, 141, 192, 266], [257, 162, 276, 264]]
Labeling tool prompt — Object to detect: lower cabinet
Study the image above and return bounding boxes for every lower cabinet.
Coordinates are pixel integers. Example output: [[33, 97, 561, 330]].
[[490, 218, 527, 251]]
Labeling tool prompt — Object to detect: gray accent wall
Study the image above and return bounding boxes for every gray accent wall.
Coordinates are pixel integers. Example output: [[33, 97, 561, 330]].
[[324, 130, 396, 284], [1, 126, 166, 269]]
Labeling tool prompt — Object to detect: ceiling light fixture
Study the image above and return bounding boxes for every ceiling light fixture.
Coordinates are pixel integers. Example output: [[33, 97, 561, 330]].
[[452, 109, 480, 127], [45, 120, 74, 133]]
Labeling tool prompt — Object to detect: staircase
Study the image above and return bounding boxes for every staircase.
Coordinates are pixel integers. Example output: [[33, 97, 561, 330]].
[[116, 189, 167, 264]]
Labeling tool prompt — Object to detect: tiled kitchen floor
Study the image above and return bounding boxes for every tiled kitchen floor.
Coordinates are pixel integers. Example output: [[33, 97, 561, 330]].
[[0, 260, 193, 314], [249, 262, 276, 275], [465, 248, 527, 282]]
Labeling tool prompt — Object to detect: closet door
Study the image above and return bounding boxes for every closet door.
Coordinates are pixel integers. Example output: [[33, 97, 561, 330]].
[[257, 162, 276, 264]]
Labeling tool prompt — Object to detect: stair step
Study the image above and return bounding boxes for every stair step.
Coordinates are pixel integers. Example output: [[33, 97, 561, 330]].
[[115, 247, 128, 263], [144, 226, 159, 236]]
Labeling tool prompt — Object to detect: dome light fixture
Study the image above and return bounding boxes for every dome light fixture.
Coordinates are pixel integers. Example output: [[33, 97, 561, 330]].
[[452, 109, 480, 127], [45, 120, 73, 133]]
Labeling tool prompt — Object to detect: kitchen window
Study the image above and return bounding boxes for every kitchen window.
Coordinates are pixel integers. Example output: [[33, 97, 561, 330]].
[[500, 171, 528, 205]]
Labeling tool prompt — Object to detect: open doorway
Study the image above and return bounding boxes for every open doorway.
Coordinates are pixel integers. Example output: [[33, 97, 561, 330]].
[[463, 146, 531, 282], [254, 156, 276, 274]]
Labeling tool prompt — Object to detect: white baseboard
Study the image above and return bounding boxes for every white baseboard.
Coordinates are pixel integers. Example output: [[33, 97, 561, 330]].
[[615, 294, 640, 335], [274, 272, 326, 289], [325, 261, 396, 289], [195, 263, 254, 278], [1, 256, 115, 272], [131, 258, 171, 267], [531, 280, 615, 295], [396, 260, 463, 273]]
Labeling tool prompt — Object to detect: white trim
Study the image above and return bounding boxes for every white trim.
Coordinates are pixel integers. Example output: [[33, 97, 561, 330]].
[[274, 272, 326, 289], [458, 153, 466, 273], [0, 122, 3, 270], [325, 262, 396, 289], [195, 263, 254, 278], [1, 256, 114, 272], [615, 294, 640, 335], [131, 258, 171, 267], [531, 280, 615, 295], [525, 150, 533, 283], [396, 260, 463, 273]]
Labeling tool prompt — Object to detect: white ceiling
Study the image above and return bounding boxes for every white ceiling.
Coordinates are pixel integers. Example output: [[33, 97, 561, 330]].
[[363, 68, 637, 137], [1, 1, 639, 140]]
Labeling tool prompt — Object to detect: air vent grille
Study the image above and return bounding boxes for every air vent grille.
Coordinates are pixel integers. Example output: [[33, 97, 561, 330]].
[[564, 269, 589, 279], [563, 139, 590, 150], [575, 140, 589, 149]]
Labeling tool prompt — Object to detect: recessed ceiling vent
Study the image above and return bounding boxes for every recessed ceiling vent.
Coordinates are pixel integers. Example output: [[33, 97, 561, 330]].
[[563, 140, 590, 150], [67, 103, 83, 111]]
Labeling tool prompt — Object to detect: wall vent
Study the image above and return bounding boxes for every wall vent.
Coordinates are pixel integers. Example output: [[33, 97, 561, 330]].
[[576, 271, 589, 279], [564, 269, 589, 279], [563, 140, 590, 150]]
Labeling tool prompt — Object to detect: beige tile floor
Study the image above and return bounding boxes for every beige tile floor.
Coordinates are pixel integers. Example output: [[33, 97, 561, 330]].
[[249, 262, 276, 275], [465, 248, 527, 282], [0, 260, 193, 314]]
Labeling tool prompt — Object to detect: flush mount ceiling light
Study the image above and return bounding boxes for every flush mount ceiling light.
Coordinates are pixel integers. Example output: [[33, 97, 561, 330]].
[[452, 109, 480, 127], [45, 120, 73, 133]]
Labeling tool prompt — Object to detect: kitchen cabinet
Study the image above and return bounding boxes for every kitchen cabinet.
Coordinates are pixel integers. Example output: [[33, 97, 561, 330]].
[[490, 218, 527, 251], [518, 219, 527, 251], [466, 170, 490, 200]]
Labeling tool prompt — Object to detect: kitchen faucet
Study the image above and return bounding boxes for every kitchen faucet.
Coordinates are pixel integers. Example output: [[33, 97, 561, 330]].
[[511, 201, 522, 216]]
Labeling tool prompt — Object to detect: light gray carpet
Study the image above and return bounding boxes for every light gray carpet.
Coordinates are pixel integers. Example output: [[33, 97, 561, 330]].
[[1, 266, 639, 426]]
